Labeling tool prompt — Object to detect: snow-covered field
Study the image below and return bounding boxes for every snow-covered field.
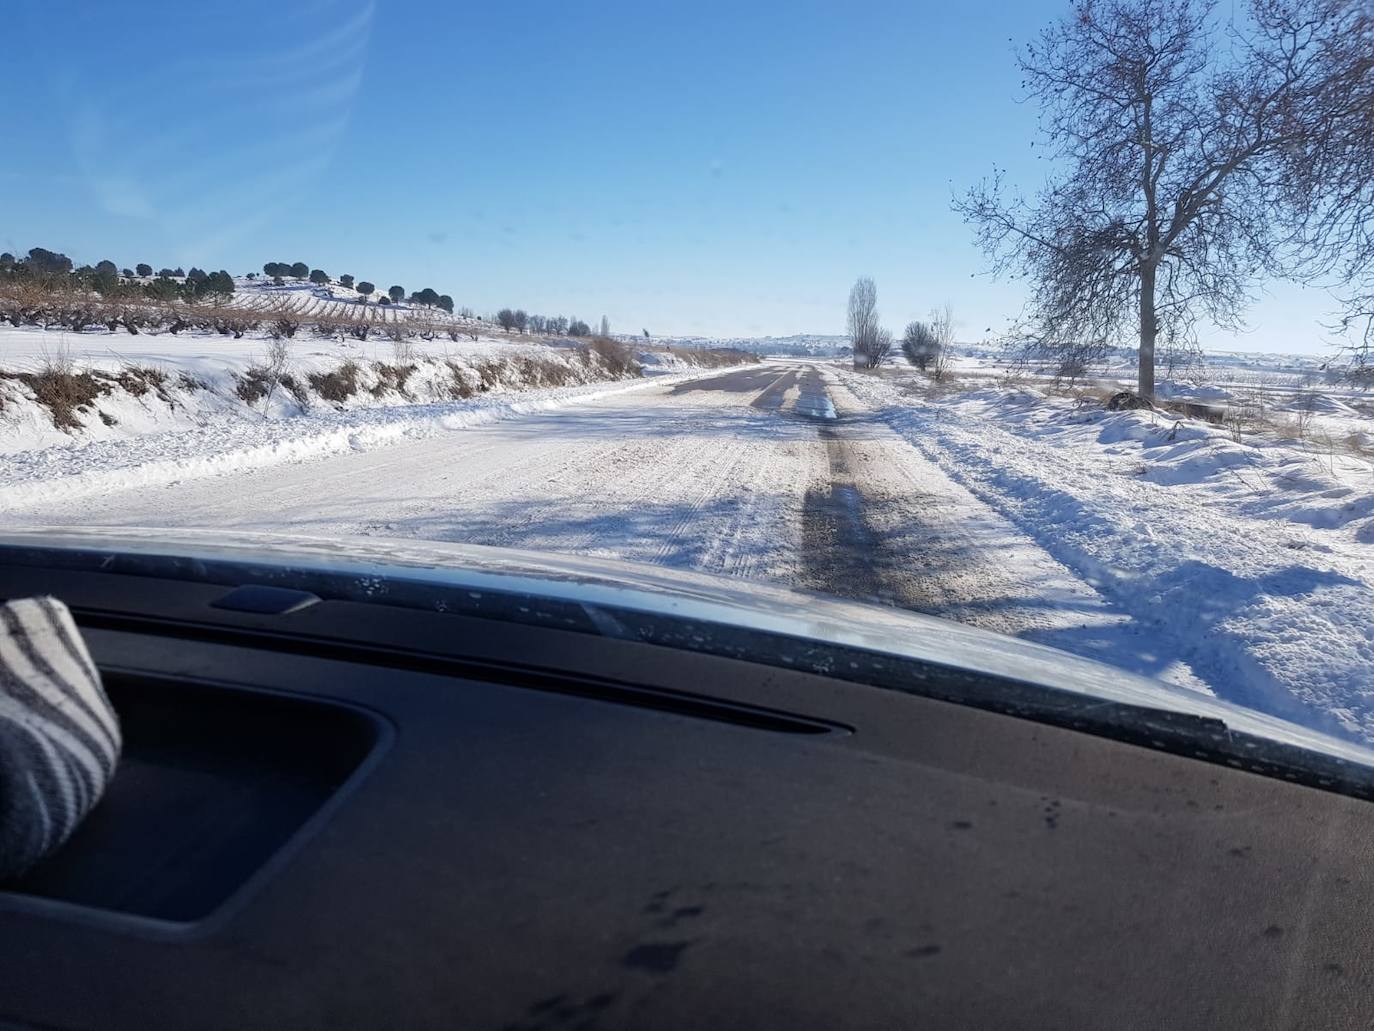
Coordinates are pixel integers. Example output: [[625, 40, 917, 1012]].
[[840, 364, 1374, 742], [2, 312, 1372, 748], [64, 274, 480, 328]]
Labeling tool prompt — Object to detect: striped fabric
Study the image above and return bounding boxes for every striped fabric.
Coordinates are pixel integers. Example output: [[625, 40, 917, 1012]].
[[0, 597, 120, 879]]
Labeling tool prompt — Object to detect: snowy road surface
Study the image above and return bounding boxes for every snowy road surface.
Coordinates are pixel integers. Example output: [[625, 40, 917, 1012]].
[[7, 362, 1208, 692]]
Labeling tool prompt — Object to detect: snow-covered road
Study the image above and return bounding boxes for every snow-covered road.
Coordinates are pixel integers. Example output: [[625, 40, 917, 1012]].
[[7, 362, 1206, 691]]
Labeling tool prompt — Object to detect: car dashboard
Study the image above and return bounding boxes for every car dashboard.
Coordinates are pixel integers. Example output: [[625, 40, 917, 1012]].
[[0, 542, 1372, 1029]]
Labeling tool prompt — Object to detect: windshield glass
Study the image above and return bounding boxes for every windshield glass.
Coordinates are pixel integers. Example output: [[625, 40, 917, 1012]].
[[1, 0, 1371, 755]]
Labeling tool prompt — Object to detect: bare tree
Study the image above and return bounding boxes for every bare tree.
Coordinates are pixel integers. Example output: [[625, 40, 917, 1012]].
[[847, 277, 880, 368], [868, 327, 894, 368], [259, 336, 292, 411], [955, 0, 1372, 399], [927, 303, 955, 381], [599, 314, 610, 338], [1291, 4, 1374, 383], [1339, 297, 1374, 386], [1160, 337, 1205, 384]]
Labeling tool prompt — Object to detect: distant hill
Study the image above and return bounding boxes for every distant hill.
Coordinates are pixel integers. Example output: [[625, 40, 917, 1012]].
[[654, 334, 850, 357]]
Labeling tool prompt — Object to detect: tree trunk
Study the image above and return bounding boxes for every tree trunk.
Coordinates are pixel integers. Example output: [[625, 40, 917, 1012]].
[[1138, 263, 1157, 399]]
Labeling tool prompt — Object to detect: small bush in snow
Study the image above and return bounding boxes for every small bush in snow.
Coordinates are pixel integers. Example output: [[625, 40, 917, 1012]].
[[236, 368, 272, 405], [114, 366, 170, 401], [587, 337, 640, 378], [445, 361, 475, 400], [902, 321, 940, 371], [371, 363, 416, 398], [309, 362, 361, 404], [3, 365, 108, 430], [278, 374, 309, 409]]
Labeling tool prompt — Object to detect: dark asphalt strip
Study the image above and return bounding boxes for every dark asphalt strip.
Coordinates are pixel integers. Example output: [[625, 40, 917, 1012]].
[[800, 421, 891, 604], [796, 375, 950, 614]]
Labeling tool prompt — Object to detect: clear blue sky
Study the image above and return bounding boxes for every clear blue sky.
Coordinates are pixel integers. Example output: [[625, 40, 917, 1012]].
[[1, 0, 1342, 352]]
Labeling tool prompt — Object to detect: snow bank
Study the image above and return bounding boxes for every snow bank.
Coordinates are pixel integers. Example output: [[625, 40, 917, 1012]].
[[841, 368, 1374, 744], [0, 324, 753, 510], [0, 375, 699, 513]]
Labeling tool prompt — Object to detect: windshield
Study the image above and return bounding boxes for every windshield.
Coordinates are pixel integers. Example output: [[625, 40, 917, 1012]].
[[1, 0, 1371, 757]]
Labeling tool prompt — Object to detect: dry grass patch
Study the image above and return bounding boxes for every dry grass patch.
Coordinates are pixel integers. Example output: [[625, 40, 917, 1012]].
[[115, 365, 173, 404], [445, 360, 475, 400], [0, 367, 110, 429], [587, 337, 641, 377], [474, 359, 502, 392], [279, 374, 309, 408], [235, 367, 273, 405], [515, 355, 575, 388], [370, 362, 416, 398], [309, 361, 361, 404]]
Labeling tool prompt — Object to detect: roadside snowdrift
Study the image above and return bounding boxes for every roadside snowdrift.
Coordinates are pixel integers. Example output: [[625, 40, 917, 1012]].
[[0, 326, 751, 510], [841, 368, 1374, 744]]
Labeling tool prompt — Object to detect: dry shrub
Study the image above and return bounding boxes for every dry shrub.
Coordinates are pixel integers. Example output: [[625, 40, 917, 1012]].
[[309, 361, 361, 403], [996, 370, 1035, 390], [371, 362, 416, 397], [115, 366, 171, 402], [446, 360, 475, 400], [279, 374, 309, 408], [1159, 399, 1225, 425], [588, 337, 640, 377], [1223, 400, 1265, 443], [236, 367, 273, 404], [391, 335, 415, 363], [515, 355, 574, 388], [265, 336, 290, 374], [474, 359, 502, 392], [1049, 381, 1116, 406], [1, 366, 110, 429]]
